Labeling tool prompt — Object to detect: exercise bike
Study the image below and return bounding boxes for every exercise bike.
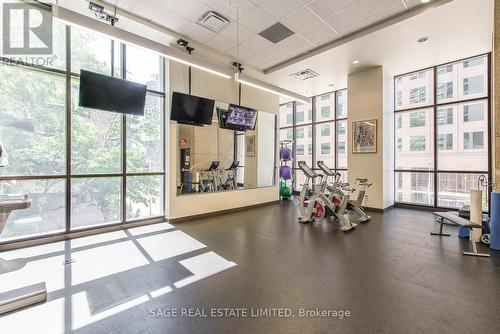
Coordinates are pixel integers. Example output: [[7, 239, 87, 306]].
[[199, 161, 220, 192], [220, 161, 239, 190], [297, 161, 356, 232], [317, 161, 372, 223]]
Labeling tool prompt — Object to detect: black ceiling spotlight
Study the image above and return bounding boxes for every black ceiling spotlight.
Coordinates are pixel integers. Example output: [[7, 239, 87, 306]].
[[88, 2, 119, 26], [176, 39, 189, 47], [177, 39, 195, 54]]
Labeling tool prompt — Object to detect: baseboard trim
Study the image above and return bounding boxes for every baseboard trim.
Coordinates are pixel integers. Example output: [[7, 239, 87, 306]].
[[393, 203, 449, 212], [170, 200, 281, 224], [365, 205, 394, 213]]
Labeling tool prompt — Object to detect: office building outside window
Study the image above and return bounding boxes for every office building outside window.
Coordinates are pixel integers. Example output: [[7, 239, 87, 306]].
[[280, 89, 348, 191], [394, 54, 490, 209]]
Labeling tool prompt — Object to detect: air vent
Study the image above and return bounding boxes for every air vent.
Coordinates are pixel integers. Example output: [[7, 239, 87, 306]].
[[197, 11, 230, 33], [259, 22, 294, 44], [290, 69, 319, 81]]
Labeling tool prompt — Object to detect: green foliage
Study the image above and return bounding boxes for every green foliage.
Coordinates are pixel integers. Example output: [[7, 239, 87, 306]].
[[0, 26, 164, 235]]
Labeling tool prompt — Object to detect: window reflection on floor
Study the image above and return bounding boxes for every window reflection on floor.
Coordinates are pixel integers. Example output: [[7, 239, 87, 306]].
[[0, 223, 236, 333]]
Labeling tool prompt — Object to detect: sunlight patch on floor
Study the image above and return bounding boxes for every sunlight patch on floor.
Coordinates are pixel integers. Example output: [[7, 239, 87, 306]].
[[0, 223, 237, 333]]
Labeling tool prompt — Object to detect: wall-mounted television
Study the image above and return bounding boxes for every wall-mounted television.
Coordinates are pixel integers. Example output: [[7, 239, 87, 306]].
[[79, 70, 147, 116], [171, 92, 215, 126], [225, 104, 258, 131]]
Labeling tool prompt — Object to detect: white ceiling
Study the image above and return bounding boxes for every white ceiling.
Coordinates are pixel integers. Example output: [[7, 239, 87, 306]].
[[264, 0, 493, 97], [53, 0, 493, 98], [97, 0, 427, 70]]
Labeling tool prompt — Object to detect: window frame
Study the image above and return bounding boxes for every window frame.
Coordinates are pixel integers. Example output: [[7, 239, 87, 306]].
[[279, 88, 348, 192], [393, 53, 491, 210], [0, 26, 167, 245]]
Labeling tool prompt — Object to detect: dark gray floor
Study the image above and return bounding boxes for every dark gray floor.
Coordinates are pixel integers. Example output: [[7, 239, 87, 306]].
[[77, 201, 500, 334]]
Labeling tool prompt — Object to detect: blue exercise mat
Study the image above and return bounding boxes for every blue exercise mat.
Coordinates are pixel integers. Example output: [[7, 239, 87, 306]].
[[490, 192, 500, 250]]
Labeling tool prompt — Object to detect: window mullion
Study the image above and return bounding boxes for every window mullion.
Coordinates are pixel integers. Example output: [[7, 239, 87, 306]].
[[65, 25, 72, 233]]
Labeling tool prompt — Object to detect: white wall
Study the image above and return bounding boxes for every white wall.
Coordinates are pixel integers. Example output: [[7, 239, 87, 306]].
[[348, 66, 393, 209], [168, 62, 280, 220]]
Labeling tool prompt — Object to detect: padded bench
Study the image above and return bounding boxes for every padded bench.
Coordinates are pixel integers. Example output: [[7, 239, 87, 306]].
[[431, 211, 489, 258]]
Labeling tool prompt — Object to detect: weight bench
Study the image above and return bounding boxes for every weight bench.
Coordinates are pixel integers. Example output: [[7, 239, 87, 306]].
[[431, 211, 489, 258]]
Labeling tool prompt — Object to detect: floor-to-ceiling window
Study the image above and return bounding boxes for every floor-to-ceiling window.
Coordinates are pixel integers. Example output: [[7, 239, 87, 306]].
[[394, 54, 490, 209], [0, 22, 166, 242], [279, 89, 348, 192]]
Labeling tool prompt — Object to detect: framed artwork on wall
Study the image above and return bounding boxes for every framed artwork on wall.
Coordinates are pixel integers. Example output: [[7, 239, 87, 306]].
[[352, 119, 377, 153], [245, 135, 255, 157]]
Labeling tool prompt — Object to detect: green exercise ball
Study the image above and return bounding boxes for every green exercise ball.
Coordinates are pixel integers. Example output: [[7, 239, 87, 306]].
[[281, 186, 292, 199]]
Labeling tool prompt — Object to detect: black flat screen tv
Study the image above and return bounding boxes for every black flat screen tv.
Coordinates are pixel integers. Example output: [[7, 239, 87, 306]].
[[225, 104, 258, 131], [171, 92, 215, 126], [79, 70, 147, 116]]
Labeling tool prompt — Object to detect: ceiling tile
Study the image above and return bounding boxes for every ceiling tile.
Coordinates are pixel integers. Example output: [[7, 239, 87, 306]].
[[280, 6, 320, 33], [163, 0, 211, 21], [244, 51, 275, 67], [207, 34, 236, 52], [324, 5, 364, 33], [259, 0, 304, 20], [241, 34, 274, 53], [249, 0, 266, 5], [298, 21, 340, 44], [199, 0, 256, 21], [239, 6, 277, 33], [337, 3, 406, 35], [116, 0, 164, 20], [183, 22, 217, 43], [306, 0, 352, 19], [260, 52, 293, 69], [278, 34, 313, 53], [151, 7, 191, 32], [258, 44, 292, 61], [354, 0, 403, 18], [219, 22, 254, 43], [226, 44, 256, 60]]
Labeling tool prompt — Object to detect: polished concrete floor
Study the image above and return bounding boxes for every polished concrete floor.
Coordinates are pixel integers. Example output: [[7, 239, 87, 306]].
[[1, 201, 500, 333]]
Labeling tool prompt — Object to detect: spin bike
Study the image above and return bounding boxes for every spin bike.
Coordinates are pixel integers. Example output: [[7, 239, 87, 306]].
[[199, 161, 220, 192], [317, 161, 372, 223], [297, 161, 356, 232], [221, 161, 239, 190]]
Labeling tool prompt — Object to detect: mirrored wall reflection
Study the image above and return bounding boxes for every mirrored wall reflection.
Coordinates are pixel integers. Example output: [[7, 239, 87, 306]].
[[177, 101, 276, 195]]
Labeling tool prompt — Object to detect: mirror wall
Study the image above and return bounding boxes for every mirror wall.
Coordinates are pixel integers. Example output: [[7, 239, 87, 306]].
[[177, 101, 276, 195]]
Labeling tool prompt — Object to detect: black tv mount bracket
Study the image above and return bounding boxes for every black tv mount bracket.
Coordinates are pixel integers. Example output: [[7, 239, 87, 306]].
[[232, 62, 244, 73], [89, 2, 119, 26]]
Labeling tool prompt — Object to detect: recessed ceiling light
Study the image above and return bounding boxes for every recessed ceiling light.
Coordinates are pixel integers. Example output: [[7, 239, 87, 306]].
[[421, 0, 431, 3], [418, 36, 429, 43], [328, 83, 335, 87], [352, 60, 360, 64]]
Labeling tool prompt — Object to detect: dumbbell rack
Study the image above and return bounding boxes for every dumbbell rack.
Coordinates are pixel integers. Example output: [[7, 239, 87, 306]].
[[279, 140, 293, 200]]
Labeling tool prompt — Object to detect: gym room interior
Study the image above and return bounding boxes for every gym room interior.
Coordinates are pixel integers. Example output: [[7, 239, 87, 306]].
[[0, 0, 499, 333]]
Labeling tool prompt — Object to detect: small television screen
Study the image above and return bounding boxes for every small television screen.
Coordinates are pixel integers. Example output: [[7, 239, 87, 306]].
[[226, 104, 257, 131], [79, 70, 147, 116], [171, 92, 215, 126]]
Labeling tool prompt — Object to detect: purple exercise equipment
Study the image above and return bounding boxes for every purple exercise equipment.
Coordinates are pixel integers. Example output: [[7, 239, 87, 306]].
[[280, 166, 292, 180], [280, 148, 292, 161]]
